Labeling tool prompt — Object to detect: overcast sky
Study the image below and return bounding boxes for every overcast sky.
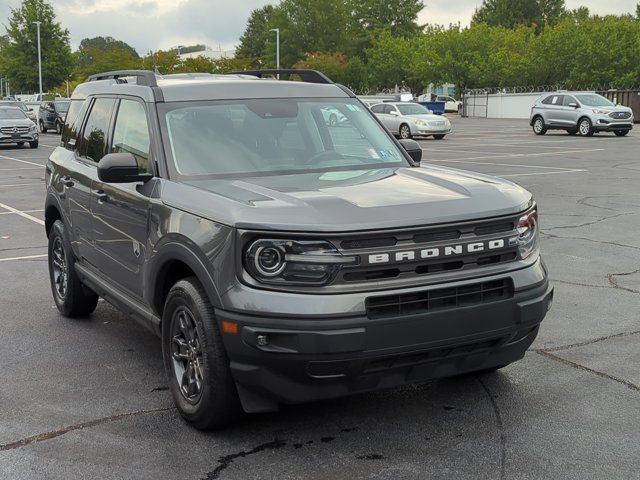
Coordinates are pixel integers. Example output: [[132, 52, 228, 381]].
[[0, 0, 636, 54]]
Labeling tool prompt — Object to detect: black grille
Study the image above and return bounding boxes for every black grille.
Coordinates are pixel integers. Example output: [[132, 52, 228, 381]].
[[609, 111, 631, 120], [366, 279, 513, 319]]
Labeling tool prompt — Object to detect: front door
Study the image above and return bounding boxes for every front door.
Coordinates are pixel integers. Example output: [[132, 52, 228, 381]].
[[90, 98, 153, 299]]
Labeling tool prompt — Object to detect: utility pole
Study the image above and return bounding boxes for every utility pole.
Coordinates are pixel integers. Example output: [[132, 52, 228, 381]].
[[270, 28, 280, 78], [33, 21, 43, 100]]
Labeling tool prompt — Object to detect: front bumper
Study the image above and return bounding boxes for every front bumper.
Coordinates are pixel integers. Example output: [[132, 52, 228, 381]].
[[415, 126, 452, 136], [218, 259, 552, 412], [0, 132, 38, 143], [593, 118, 633, 132]]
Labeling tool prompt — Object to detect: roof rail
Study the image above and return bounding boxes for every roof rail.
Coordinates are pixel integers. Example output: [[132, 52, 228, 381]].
[[87, 70, 159, 87], [228, 69, 333, 85]]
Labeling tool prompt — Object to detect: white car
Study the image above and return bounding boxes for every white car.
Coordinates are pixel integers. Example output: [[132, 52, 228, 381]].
[[436, 95, 462, 113], [371, 102, 451, 139]]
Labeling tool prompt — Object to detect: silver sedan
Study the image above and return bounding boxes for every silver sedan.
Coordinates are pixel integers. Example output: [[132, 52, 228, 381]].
[[371, 102, 451, 140]]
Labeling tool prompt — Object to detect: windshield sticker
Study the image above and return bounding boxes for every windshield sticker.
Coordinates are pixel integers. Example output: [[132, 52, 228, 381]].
[[346, 104, 361, 112], [367, 148, 381, 159], [378, 150, 395, 159]]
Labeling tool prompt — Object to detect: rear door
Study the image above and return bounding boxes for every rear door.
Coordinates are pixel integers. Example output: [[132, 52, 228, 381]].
[[68, 97, 116, 262], [540, 95, 564, 125], [90, 98, 153, 299]]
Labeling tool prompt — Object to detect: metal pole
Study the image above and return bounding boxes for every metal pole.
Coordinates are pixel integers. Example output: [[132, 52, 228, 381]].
[[66, 78, 69, 98], [34, 21, 43, 100], [0, 78, 3, 98], [270, 28, 280, 78]]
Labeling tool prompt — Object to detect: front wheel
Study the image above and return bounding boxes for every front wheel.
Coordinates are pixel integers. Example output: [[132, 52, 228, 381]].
[[578, 118, 594, 136], [29, 140, 39, 148], [433, 134, 446, 140], [399, 124, 412, 139], [532, 117, 546, 135], [162, 277, 242, 430], [48, 220, 99, 317], [39, 120, 47, 133], [16, 142, 24, 147], [55, 121, 62, 134], [614, 130, 629, 137]]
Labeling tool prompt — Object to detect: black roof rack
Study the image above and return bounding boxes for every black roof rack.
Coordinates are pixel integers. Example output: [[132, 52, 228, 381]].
[[87, 70, 159, 87], [228, 69, 333, 85]]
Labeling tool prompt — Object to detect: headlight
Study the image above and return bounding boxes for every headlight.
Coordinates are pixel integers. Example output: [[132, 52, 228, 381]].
[[510, 209, 539, 259], [592, 109, 608, 114], [414, 119, 427, 127], [29, 124, 37, 132], [244, 239, 358, 285]]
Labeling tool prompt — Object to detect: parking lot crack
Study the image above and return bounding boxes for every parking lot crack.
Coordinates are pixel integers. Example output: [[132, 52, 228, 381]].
[[477, 377, 506, 480], [535, 330, 640, 353], [536, 350, 640, 393], [543, 212, 631, 231], [0, 406, 174, 452], [607, 268, 640, 295], [201, 438, 287, 480], [541, 232, 640, 252]]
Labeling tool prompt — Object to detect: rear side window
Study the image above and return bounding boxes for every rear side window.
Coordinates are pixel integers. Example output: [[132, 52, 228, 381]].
[[77, 98, 116, 163], [371, 104, 385, 113], [110, 99, 151, 174], [61, 100, 87, 150], [542, 95, 562, 105]]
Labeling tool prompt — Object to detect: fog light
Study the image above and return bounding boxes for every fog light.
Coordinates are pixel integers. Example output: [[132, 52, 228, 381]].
[[256, 334, 269, 346]]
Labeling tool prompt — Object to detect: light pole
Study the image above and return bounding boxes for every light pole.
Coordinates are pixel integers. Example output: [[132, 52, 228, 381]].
[[270, 28, 280, 77], [0, 78, 3, 98], [33, 21, 43, 100]]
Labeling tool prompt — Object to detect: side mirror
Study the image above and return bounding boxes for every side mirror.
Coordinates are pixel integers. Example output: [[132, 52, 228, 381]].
[[98, 152, 152, 183], [569, 103, 579, 108], [28, 107, 34, 112], [390, 110, 400, 116], [399, 139, 422, 165]]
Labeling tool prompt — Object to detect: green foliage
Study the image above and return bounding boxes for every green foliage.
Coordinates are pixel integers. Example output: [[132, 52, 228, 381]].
[[472, 0, 567, 30], [3, 0, 74, 92], [236, 6, 277, 59], [74, 36, 139, 80]]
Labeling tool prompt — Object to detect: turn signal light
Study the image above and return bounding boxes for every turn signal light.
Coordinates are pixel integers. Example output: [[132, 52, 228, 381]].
[[221, 320, 238, 335]]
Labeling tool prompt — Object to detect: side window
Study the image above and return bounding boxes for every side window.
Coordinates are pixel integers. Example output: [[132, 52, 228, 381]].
[[77, 98, 116, 163], [384, 105, 395, 114], [563, 96, 577, 106], [110, 99, 151, 174], [371, 104, 385, 114], [541, 95, 557, 105], [61, 99, 87, 149]]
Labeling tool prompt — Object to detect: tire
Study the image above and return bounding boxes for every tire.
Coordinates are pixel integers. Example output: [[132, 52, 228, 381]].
[[578, 117, 594, 136], [532, 116, 547, 135], [29, 140, 38, 148], [39, 120, 47, 133], [16, 142, 24, 147], [614, 130, 629, 137], [399, 123, 412, 139], [567, 128, 578, 136], [48, 220, 99, 317], [329, 114, 337, 126], [55, 121, 62, 134], [433, 134, 446, 140], [162, 277, 242, 430]]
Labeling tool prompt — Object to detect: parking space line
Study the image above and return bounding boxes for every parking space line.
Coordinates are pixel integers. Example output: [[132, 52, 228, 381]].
[[0, 254, 47, 262], [0, 167, 43, 171], [0, 201, 45, 226], [0, 183, 43, 188], [0, 209, 43, 215], [499, 170, 586, 178], [425, 148, 604, 163], [0, 154, 45, 167]]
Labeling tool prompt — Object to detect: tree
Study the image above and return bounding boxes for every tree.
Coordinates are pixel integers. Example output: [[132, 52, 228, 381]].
[[636, 3, 640, 20], [293, 52, 348, 84], [538, 0, 567, 26], [74, 36, 139, 79], [236, 5, 277, 59], [472, 0, 566, 30], [3, 0, 74, 92]]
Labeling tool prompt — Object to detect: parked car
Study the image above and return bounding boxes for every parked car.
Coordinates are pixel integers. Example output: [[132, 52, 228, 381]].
[[0, 106, 39, 148], [45, 69, 551, 430], [371, 102, 451, 139], [435, 95, 462, 113], [38, 99, 71, 134], [530, 92, 634, 137], [0, 100, 37, 123]]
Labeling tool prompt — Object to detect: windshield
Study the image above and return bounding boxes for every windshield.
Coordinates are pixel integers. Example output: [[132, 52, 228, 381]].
[[161, 98, 408, 178], [396, 104, 431, 116], [54, 101, 70, 113], [0, 108, 27, 120], [575, 94, 614, 107]]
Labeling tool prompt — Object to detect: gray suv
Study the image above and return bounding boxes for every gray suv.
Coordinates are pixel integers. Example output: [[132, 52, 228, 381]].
[[45, 69, 552, 430], [530, 92, 634, 137]]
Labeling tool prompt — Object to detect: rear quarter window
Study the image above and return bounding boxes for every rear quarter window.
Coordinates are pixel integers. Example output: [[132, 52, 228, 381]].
[[62, 99, 88, 150]]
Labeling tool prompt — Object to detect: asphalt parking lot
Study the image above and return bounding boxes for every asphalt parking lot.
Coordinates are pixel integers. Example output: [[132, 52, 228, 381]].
[[1, 119, 639, 480]]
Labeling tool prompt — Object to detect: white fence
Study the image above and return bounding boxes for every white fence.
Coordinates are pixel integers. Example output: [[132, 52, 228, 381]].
[[463, 92, 544, 119]]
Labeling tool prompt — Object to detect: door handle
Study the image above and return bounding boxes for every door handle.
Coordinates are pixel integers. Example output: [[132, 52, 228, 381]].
[[96, 190, 109, 204], [61, 176, 74, 187]]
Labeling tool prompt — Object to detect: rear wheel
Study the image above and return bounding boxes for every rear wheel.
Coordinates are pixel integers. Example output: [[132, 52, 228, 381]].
[[614, 130, 629, 137], [162, 277, 242, 430], [55, 121, 62, 134], [48, 220, 99, 317], [433, 134, 446, 140], [532, 117, 546, 135], [578, 117, 594, 136], [399, 123, 412, 139]]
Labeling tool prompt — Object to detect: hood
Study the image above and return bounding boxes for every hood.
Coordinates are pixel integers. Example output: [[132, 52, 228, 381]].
[[0, 118, 34, 128], [161, 166, 532, 232], [588, 105, 632, 113]]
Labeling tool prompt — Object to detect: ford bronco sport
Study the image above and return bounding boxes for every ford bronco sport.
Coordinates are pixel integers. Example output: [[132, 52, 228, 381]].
[[45, 69, 553, 430]]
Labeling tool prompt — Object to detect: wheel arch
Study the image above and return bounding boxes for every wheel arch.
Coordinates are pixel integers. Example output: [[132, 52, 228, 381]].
[[44, 194, 64, 237], [146, 238, 223, 319]]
